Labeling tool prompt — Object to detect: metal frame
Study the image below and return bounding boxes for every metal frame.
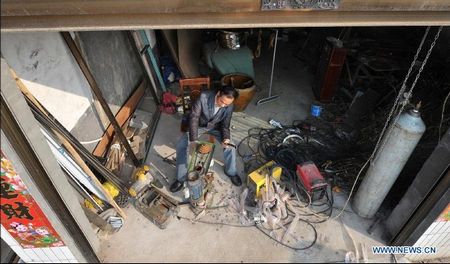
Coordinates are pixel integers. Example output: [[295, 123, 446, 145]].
[[386, 129, 450, 246], [1, 11, 450, 32], [61, 32, 140, 166], [2, 0, 450, 15], [391, 167, 449, 246]]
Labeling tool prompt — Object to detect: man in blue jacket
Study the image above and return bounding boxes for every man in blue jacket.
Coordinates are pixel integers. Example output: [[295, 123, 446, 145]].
[[170, 86, 242, 193]]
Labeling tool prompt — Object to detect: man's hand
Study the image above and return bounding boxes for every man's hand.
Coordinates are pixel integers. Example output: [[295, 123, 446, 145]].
[[222, 139, 232, 149]]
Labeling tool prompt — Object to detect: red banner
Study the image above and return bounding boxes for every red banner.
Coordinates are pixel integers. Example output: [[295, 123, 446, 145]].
[[1, 152, 65, 248], [437, 204, 450, 222]]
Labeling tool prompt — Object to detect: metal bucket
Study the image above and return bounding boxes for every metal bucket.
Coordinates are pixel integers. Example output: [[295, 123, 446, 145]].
[[221, 73, 256, 112], [187, 171, 203, 201]]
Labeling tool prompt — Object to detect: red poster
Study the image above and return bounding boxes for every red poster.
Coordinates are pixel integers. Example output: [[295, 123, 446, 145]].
[[1, 152, 65, 248], [437, 204, 450, 222]]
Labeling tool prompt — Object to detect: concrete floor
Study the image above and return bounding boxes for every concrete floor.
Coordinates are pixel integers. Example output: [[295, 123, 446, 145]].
[[98, 40, 394, 263]]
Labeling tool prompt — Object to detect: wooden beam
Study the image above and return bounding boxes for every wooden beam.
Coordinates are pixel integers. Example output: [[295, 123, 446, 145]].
[[2, 11, 449, 32], [2, 0, 450, 16], [93, 78, 146, 158], [1, 0, 258, 16], [11, 70, 127, 219], [61, 32, 140, 166]]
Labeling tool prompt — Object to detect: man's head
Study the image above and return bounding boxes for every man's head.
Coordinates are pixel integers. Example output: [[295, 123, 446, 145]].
[[216, 86, 239, 107]]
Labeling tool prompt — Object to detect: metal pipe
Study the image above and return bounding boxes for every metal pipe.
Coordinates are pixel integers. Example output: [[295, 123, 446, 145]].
[[128, 31, 161, 105], [268, 29, 278, 98], [27, 100, 129, 193], [61, 32, 140, 166], [257, 29, 280, 105]]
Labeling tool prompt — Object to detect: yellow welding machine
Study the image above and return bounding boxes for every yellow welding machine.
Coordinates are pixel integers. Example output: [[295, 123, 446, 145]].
[[247, 161, 282, 198]]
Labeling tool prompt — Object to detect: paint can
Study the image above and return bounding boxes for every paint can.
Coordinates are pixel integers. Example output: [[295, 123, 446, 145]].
[[311, 103, 322, 117]]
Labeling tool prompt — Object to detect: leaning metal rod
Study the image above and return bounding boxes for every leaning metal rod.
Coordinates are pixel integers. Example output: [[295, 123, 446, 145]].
[[63, 167, 104, 212], [257, 29, 280, 105], [61, 32, 140, 166], [27, 100, 129, 193], [30, 104, 128, 191], [14, 68, 128, 193]]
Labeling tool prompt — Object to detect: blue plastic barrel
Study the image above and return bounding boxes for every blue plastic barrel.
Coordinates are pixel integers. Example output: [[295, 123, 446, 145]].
[[311, 104, 322, 117]]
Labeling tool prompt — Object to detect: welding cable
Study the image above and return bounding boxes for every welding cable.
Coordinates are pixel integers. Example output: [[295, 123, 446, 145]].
[[237, 125, 335, 225], [255, 219, 317, 251], [283, 177, 334, 223], [299, 185, 333, 221], [176, 215, 256, 228], [287, 200, 333, 224], [177, 214, 317, 250], [177, 203, 304, 231]]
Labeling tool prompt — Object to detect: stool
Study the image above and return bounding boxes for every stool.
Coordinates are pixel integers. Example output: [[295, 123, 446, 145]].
[[179, 77, 211, 133], [179, 77, 211, 114]]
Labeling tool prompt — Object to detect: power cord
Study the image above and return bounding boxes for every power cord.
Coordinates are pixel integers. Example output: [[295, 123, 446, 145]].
[[177, 204, 318, 250], [255, 220, 317, 251], [177, 215, 255, 228]]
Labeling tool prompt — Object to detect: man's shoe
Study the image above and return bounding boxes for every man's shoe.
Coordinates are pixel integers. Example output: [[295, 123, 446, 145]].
[[229, 175, 242, 187], [170, 180, 184, 193]]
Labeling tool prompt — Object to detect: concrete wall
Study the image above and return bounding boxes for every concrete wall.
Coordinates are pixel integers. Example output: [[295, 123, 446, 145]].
[[1, 32, 95, 132], [69, 31, 144, 151], [75, 31, 143, 115], [1, 31, 146, 152]]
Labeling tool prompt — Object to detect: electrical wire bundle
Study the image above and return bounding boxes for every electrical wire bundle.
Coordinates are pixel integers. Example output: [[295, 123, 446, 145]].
[[176, 120, 350, 251], [228, 120, 343, 250], [175, 119, 342, 250], [237, 118, 351, 174]]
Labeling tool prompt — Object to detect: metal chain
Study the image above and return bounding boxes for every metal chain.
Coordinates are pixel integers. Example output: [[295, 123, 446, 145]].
[[374, 26, 443, 162], [369, 26, 430, 162], [331, 26, 443, 220]]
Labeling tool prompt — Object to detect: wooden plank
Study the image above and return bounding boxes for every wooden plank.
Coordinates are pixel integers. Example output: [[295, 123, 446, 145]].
[[11, 70, 127, 219], [61, 32, 139, 166], [2, 0, 450, 16], [92, 78, 146, 158], [2, 11, 450, 32], [0, 0, 258, 16]]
